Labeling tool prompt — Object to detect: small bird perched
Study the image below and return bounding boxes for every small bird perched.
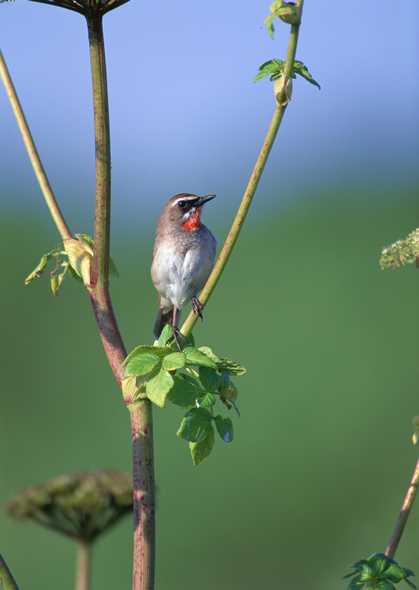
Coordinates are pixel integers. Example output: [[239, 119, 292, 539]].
[[151, 193, 217, 343]]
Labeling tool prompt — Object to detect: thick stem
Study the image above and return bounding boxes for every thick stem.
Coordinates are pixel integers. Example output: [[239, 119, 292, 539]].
[[0, 554, 19, 590], [75, 542, 91, 590], [385, 459, 419, 559], [130, 403, 155, 590], [180, 0, 304, 337], [86, 13, 155, 590], [86, 14, 111, 291], [0, 51, 72, 241]]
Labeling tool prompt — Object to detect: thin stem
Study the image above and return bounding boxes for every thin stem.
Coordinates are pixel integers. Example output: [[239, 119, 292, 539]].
[[0, 51, 72, 242], [75, 542, 91, 590], [130, 403, 155, 590], [180, 0, 305, 337], [385, 459, 419, 559], [85, 13, 155, 590], [0, 554, 19, 590]]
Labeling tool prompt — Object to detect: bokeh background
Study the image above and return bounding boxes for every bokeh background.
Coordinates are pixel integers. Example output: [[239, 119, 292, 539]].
[[1, 1, 419, 588]]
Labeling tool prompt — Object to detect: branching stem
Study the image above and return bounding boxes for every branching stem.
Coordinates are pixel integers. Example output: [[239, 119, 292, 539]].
[[385, 459, 419, 559], [85, 13, 155, 590], [180, 0, 305, 337], [0, 554, 19, 590], [0, 51, 72, 242]]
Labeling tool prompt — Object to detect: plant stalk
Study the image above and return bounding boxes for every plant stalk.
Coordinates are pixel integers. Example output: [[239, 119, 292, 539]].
[[130, 402, 155, 590], [0, 554, 19, 590], [0, 51, 72, 242], [180, 0, 305, 337], [86, 13, 155, 590], [385, 459, 419, 559], [75, 541, 91, 590]]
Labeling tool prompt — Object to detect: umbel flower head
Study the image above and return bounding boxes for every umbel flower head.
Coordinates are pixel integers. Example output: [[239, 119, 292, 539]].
[[29, 0, 129, 16], [8, 470, 132, 543]]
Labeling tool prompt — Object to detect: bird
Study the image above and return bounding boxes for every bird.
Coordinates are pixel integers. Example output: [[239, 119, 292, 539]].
[[151, 193, 217, 345]]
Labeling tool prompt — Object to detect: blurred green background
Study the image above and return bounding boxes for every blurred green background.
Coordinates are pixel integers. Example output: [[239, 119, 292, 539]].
[[1, 184, 419, 589]]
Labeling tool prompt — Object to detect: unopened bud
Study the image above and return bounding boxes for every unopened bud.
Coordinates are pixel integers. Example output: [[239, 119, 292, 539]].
[[64, 238, 93, 288], [273, 75, 293, 106]]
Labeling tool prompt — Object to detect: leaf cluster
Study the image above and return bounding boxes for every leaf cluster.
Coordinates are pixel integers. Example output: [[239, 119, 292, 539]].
[[344, 553, 416, 590], [255, 58, 320, 89], [123, 325, 246, 465], [24, 234, 118, 295], [264, 1, 300, 38], [379, 228, 419, 270]]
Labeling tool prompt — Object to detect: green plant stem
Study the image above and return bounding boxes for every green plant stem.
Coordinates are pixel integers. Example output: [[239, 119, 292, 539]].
[[0, 554, 19, 590], [385, 459, 419, 559], [85, 13, 155, 590], [180, 0, 304, 338], [75, 542, 91, 590], [0, 51, 72, 242]]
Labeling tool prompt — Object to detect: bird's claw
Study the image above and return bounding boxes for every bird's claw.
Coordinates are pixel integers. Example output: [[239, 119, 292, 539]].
[[191, 297, 204, 321]]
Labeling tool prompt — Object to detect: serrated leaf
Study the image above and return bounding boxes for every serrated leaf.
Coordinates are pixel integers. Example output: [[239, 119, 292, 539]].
[[196, 392, 216, 409], [177, 407, 213, 443], [184, 347, 217, 369], [162, 352, 186, 371], [189, 426, 215, 466], [293, 60, 321, 89], [255, 59, 284, 82], [123, 345, 171, 368], [214, 415, 234, 443], [168, 373, 204, 407], [146, 369, 174, 407], [198, 346, 221, 364], [217, 358, 247, 376], [125, 352, 160, 377]]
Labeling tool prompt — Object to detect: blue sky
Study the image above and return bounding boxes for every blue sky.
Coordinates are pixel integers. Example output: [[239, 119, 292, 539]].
[[1, 0, 418, 225]]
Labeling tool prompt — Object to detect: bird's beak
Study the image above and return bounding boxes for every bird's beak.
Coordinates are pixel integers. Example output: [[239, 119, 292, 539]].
[[196, 194, 216, 208]]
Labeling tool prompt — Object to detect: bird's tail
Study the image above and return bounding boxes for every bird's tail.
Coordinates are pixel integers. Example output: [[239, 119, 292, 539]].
[[154, 306, 173, 339]]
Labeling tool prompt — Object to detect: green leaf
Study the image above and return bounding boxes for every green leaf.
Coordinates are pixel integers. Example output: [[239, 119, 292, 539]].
[[50, 262, 70, 296], [199, 366, 221, 392], [198, 346, 221, 364], [125, 352, 160, 377], [255, 59, 285, 82], [162, 352, 186, 371], [263, 14, 275, 39], [177, 408, 213, 443], [124, 345, 171, 368], [197, 392, 217, 409], [184, 347, 217, 369], [146, 369, 174, 407], [168, 373, 204, 407], [214, 415, 234, 443], [217, 358, 247, 376], [25, 253, 50, 285], [347, 578, 363, 590], [293, 60, 321, 89], [189, 426, 215, 466], [277, 3, 300, 25], [157, 324, 173, 347]]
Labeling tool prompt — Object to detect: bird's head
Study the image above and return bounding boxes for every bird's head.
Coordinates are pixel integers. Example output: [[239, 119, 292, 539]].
[[164, 193, 216, 231]]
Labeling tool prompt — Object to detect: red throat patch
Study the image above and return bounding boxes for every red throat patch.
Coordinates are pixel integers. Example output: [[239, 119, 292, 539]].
[[181, 209, 201, 231]]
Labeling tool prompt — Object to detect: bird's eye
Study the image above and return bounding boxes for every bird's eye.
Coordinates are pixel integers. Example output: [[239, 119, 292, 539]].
[[177, 200, 187, 209]]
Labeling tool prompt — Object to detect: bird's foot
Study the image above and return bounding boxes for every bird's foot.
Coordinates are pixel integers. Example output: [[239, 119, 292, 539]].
[[191, 297, 204, 321]]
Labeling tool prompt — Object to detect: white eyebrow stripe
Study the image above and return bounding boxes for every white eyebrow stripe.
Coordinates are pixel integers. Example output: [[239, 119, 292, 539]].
[[171, 195, 198, 207]]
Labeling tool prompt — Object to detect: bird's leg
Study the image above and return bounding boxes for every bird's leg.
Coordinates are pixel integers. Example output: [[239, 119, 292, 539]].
[[171, 307, 182, 351], [191, 296, 204, 321]]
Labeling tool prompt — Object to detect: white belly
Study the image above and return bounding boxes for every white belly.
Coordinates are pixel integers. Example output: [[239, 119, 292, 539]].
[[152, 243, 214, 310]]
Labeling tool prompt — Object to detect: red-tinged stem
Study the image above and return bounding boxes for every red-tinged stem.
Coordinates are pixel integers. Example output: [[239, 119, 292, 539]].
[[86, 12, 155, 590], [385, 459, 419, 559]]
